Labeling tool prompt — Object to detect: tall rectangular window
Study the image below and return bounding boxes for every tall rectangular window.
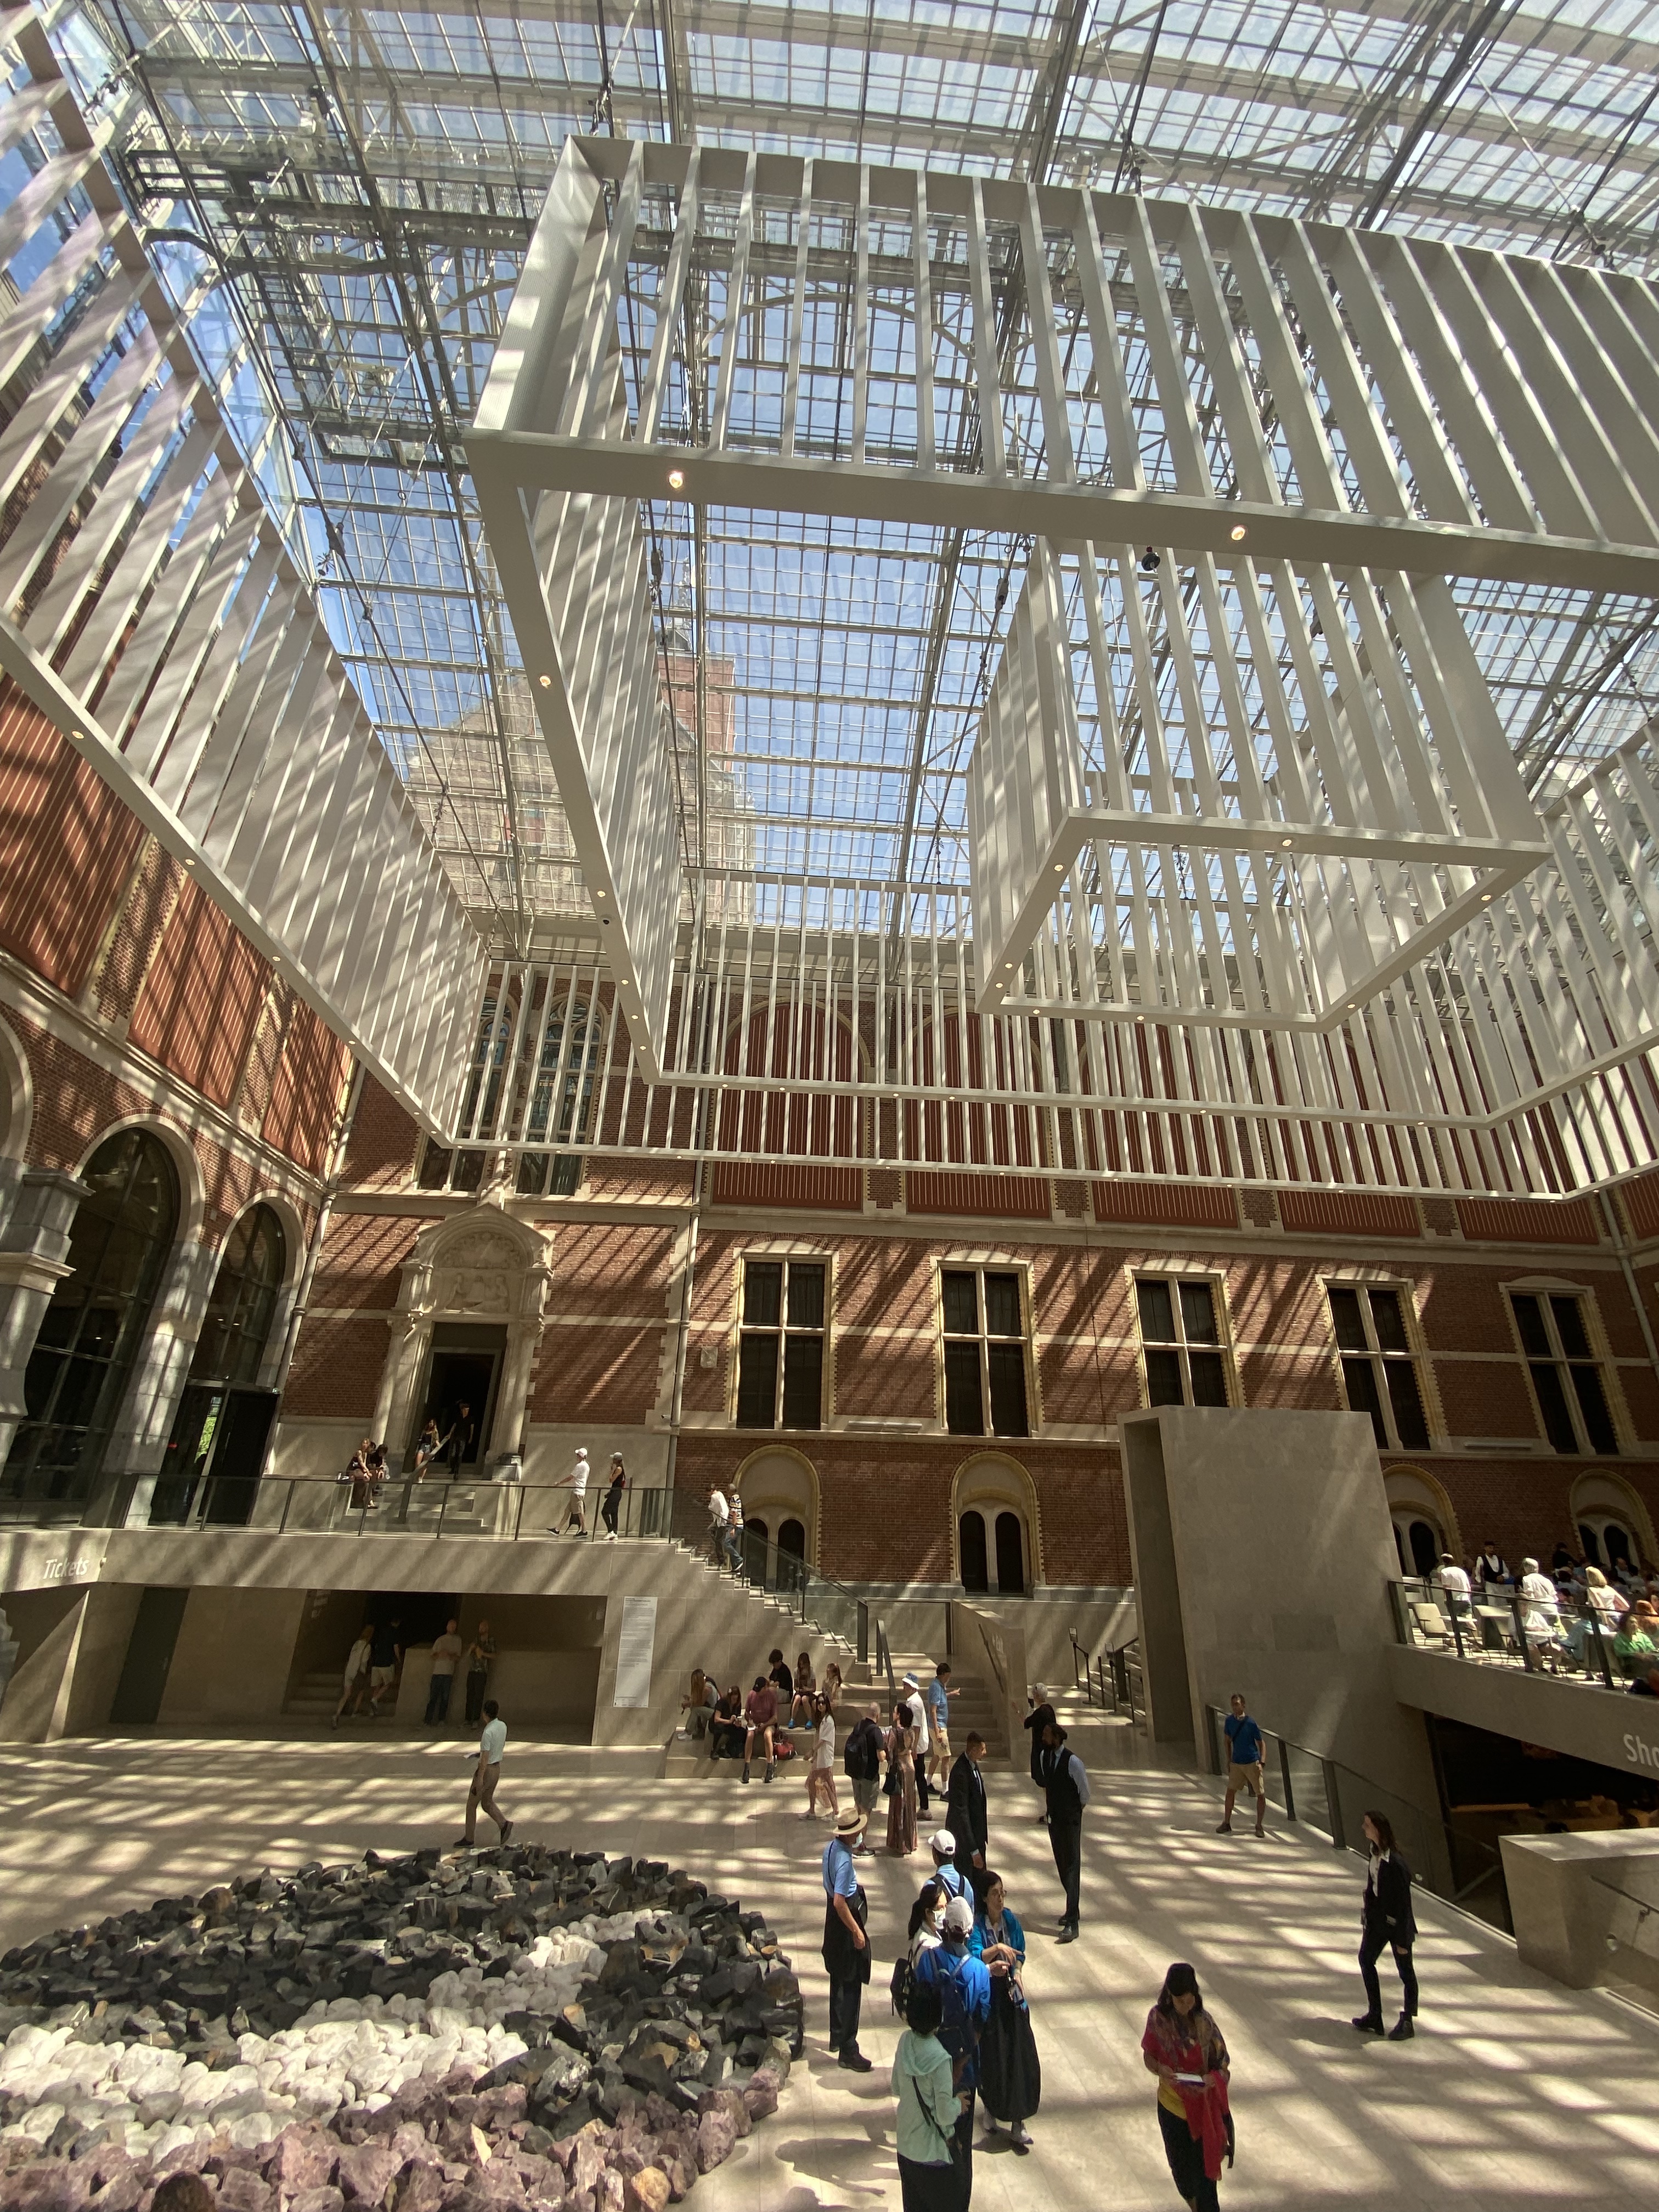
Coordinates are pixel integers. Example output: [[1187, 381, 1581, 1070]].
[[941, 1268, 1029, 1436], [1136, 1277, 1229, 1407], [735, 1259, 826, 1430], [1509, 1290, 1618, 1455], [1327, 1284, 1430, 1451]]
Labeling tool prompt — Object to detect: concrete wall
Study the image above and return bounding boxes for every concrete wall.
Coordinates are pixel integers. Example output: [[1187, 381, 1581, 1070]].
[[1388, 1642, 1659, 1780], [1121, 1406, 1440, 1814], [1502, 1830, 1659, 2004], [0, 1583, 143, 1740], [157, 1587, 310, 1727]]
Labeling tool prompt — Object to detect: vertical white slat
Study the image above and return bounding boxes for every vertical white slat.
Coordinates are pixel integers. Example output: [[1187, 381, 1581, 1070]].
[[1072, 194, 1144, 492], [567, 138, 647, 437], [1122, 200, 1212, 497], [852, 162, 870, 467], [1172, 208, 1280, 506], [966, 178, 1006, 478], [912, 170, 935, 472], [0, 204, 115, 396], [1019, 182, 1073, 483], [781, 158, 812, 461], [708, 151, 758, 453], [151, 559, 295, 811], [639, 145, 702, 442]]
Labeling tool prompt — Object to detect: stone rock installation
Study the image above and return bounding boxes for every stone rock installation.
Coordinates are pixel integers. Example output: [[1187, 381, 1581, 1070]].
[[0, 1846, 802, 2212]]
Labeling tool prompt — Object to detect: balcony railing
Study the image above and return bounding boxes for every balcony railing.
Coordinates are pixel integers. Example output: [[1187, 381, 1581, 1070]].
[[1389, 1575, 1658, 1695], [0, 1471, 871, 1660]]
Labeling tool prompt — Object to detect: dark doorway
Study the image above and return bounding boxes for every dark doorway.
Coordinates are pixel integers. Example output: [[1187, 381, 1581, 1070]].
[[418, 1324, 507, 1468], [995, 1510, 1026, 1594], [959, 1511, 989, 1593], [1407, 1518, 1440, 1577], [742, 1516, 768, 1582], [778, 1517, 806, 1562], [110, 1588, 189, 1724], [200, 1388, 280, 1523]]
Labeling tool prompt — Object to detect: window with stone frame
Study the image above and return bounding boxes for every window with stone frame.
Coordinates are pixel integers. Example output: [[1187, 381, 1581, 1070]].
[[940, 1268, 1030, 1436], [1508, 1289, 1619, 1455], [1135, 1276, 1230, 1407], [1327, 1283, 1431, 1451], [735, 1258, 826, 1430]]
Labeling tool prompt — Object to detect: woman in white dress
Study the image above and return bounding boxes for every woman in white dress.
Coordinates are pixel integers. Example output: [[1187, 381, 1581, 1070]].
[[805, 1691, 838, 1819]]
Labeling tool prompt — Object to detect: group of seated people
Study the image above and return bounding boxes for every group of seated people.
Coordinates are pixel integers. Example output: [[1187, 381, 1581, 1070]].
[[680, 1648, 847, 1762], [1426, 1542, 1659, 1686]]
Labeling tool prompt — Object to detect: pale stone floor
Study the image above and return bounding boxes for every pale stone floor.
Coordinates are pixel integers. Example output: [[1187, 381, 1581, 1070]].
[[1, 1733, 1655, 2211]]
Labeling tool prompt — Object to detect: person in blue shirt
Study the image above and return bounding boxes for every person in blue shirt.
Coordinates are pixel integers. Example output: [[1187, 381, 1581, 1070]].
[[970, 1872, 1037, 2152], [924, 1662, 958, 1790], [1218, 1691, 1268, 1838], [821, 1805, 872, 2070], [928, 1829, 968, 1905], [913, 1894, 992, 2197]]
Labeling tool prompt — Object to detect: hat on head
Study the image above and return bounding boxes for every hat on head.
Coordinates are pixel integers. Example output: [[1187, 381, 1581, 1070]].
[[1522, 1556, 1539, 1572], [833, 1805, 868, 1837], [943, 1896, 975, 1936], [929, 1830, 957, 1858], [901, 1673, 919, 1689]]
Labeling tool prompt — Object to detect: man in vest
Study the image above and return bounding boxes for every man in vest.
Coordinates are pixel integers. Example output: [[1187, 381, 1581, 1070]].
[[821, 1806, 872, 2069], [913, 1894, 992, 2192], [1041, 1720, 1090, 1942]]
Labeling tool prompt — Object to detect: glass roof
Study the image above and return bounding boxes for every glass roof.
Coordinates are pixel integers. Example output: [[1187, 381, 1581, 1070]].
[[47, 0, 1659, 953]]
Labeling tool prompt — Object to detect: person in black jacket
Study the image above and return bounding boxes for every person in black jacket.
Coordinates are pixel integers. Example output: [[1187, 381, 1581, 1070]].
[[843, 1704, 885, 1853], [945, 1731, 990, 1882], [1352, 1810, 1419, 2040], [1024, 1685, 1056, 1825], [1040, 1722, 1090, 1942]]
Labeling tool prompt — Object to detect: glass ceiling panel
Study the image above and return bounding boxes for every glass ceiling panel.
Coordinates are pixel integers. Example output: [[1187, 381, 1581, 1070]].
[[41, 0, 1659, 951]]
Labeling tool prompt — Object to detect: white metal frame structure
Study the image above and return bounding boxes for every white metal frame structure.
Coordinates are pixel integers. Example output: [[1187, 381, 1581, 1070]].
[[0, 10, 485, 1130]]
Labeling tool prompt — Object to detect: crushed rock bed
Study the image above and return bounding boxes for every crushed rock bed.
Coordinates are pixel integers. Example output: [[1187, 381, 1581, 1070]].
[[0, 1844, 802, 2212]]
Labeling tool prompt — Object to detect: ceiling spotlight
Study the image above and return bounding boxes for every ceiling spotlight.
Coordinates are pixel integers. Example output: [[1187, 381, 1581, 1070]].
[[1138, 548, 1161, 574], [1229, 524, 1248, 542], [1279, 837, 1293, 849], [69, 728, 85, 742], [538, 673, 552, 688], [667, 468, 686, 490], [595, 890, 607, 899], [1053, 862, 1064, 873], [1480, 893, 1493, 904], [1005, 962, 1014, 972]]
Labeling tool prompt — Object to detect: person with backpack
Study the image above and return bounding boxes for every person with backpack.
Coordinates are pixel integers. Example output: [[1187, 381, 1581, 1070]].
[[843, 1702, 884, 1852], [893, 1979, 960, 2211], [821, 1805, 872, 2071], [912, 1894, 991, 2201]]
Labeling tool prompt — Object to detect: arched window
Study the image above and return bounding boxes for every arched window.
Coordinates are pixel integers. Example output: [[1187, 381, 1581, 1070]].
[[994, 1510, 1026, 1594], [153, 1204, 286, 1524], [959, 1512, 989, 1593], [3, 1128, 178, 1504], [517, 1000, 601, 1195]]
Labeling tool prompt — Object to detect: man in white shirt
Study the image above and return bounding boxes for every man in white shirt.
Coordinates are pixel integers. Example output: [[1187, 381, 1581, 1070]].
[[901, 1674, 933, 1812], [548, 1446, 590, 1536], [707, 1486, 730, 1566], [458, 1699, 512, 1847], [1432, 1553, 1472, 1622], [332, 1624, 373, 1729], [1517, 1555, 1564, 1661]]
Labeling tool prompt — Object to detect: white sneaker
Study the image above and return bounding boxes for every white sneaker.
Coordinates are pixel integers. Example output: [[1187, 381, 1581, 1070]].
[[606, 1531, 617, 1542]]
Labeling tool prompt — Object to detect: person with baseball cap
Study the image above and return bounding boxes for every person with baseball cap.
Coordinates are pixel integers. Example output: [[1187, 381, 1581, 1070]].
[[928, 1829, 968, 1906], [822, 1803, 873, 2069], [913, 1892, 992, 2192]]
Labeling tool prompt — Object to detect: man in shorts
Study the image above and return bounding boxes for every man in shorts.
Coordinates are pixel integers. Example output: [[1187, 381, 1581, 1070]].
[[924, 1661, 957, 1788], [1217, 1690, 1267, 1837]]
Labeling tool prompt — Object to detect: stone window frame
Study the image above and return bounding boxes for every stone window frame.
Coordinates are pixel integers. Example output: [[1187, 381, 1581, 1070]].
[[1130, 1263, 1239, 1411], [726, 1243, 836, 1434], [1501, 1274, 1632, 1457], [1320, 1272, 1437, 1452], [932, 1254, 1037, 1441]]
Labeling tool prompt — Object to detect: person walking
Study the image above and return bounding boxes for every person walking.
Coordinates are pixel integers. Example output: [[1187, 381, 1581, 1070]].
[[600, 1453, 626, 1538], [1142, 1962, 1231, 2212], [1216, 1693, 1267, 1838], [1024, 1685, 1056, 1824], [742, 1674, 778, 1784], [924, 1662, 958, 1791], [970, 1870, 1039, 2152], [425, 1617, 464, 1726], [804, 1692, 838, 1820], [886, 1699, 920, 1856], [821, 1805, 872, 2070], [843, 1702, 884, 1853], [725, 1488, 746, 1573], [332, 1621, 373, 1729], [892, 1980, 959, 2212], [1041, 1720, 1089, 1941], [1351, 1810, 1418, 2040], [548, 1445, 590, 1536], [707, 1485, 730, 1566], [946, 1731, 990, 1881], [366, 1615, 403, 1719], [412, 1418, 443, 1479], [444, 1401, 475, 1476], [456, 1698, 512, 1848], [913, 1895, 992, 2203], [901, 1674, 932, 1815], [464, 1619, 496, 1727]]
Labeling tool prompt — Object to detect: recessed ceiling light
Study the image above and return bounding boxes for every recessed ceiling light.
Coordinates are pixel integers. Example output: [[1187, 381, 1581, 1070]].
[[596, 890, 607, 899], [538, 673, 552, 688], [70, 728, 85, 742], [667, 469, 685, 490], [1229, 524, 1248, 542], [1279, 837, 1292, 849], [1480, 893, 1493, 904], [1053, 862, 1064, 873]]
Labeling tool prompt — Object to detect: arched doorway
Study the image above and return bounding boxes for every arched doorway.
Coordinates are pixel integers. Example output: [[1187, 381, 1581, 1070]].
[[1384, 1466, 1461, 1579], [2, 1128, 179, 1507], [1570, 1470, 1654, 1573], [735, 1446, 819, 1588], [951, 1453, 1041, 1595], [153, 1203, 289, 1526]]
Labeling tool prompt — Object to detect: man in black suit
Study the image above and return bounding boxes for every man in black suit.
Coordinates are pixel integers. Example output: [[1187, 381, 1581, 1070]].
[[1024, 1685, 1056, 1825], [945, 1730, 990, 1884], [1352, 1809, 1419, 2040]]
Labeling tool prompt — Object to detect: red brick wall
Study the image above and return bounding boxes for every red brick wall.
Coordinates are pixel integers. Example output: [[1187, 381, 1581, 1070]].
[[129, 879, 270, 1109], [283, 1316, 390, 1420], [342, 1076, 422, 1188]]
